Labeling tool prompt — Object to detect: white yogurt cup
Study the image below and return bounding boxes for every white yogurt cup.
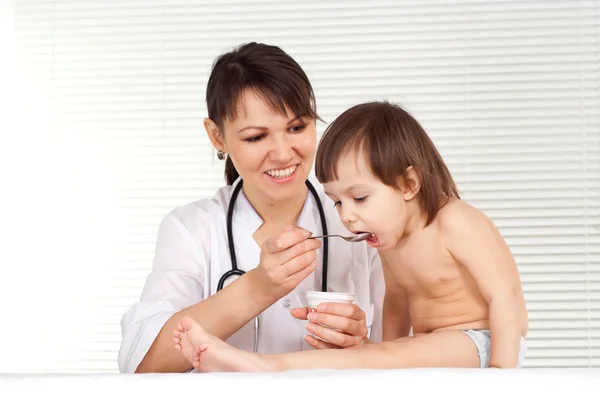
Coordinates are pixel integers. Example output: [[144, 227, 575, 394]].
[[305, 290, 355, 314], [305, 291, 355, 342]]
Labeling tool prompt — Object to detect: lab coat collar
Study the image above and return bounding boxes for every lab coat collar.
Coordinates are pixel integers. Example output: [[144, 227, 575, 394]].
[[229, 176, 263, 233]]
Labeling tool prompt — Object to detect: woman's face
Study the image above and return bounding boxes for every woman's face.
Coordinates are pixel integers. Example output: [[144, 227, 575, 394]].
[[208, 89, 317, 204]]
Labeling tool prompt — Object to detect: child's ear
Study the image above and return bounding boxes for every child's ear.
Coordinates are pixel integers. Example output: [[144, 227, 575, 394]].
[[204, 118, 226, 153], [401, 166, 421, 201]]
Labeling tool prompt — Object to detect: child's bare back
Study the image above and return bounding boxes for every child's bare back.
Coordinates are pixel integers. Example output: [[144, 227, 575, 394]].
[[383, 197, 528, 339]]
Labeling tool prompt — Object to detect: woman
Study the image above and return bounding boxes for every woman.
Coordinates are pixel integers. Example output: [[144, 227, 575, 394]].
[[117, 42, 385, 373]]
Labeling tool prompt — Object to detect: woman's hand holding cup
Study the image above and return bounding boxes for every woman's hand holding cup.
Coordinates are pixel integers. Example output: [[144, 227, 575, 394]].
[[291, 291, 370, 349]]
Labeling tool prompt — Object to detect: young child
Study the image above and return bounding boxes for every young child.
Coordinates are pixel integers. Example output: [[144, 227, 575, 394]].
[[172, 101, 529, 372]]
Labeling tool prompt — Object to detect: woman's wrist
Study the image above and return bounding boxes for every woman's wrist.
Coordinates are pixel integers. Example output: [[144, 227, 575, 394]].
[[244, 268, 282, 308]]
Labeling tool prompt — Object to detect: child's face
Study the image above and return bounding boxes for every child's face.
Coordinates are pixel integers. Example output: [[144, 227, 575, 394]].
[[322, 150, 413, 251]]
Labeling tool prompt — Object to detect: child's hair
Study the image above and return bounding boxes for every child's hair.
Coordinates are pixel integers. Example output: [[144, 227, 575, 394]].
[[315, 101, 459, 226]]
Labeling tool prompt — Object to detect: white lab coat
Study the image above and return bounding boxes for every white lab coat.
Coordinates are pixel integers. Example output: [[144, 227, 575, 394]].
[[117, 175, 385, 373]]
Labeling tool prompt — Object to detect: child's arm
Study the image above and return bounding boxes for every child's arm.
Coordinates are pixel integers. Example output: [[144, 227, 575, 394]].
[[440, 202, 521, 368], [381, 253, 411, 341]]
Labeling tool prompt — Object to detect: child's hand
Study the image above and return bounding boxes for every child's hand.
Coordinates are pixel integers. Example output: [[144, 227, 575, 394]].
[[291, 302, 370, 349]]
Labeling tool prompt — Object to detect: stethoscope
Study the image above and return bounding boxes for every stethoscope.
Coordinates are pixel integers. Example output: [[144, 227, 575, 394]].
[[216, 178, 329, 352]]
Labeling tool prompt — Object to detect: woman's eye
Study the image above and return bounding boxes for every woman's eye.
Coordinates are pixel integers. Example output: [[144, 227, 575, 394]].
[[289, 124, 306, 133], [333, 200, 341, 208], [354, 196, 367, 203], [245, 134, 266, 143]]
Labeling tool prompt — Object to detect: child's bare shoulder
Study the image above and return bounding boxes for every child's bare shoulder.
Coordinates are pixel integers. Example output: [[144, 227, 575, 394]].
[[436, 197, 496, 238]]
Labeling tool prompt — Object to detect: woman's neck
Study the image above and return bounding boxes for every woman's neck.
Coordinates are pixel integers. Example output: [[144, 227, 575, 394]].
[[243, 182, 309, 228]]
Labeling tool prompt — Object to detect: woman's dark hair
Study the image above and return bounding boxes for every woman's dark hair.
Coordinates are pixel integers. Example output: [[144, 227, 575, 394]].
[[315, 101, 459, 226], [206, 42, 321, 185]]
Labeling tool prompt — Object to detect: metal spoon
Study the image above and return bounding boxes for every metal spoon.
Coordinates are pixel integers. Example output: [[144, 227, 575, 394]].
[[307, 232, 373, 242]]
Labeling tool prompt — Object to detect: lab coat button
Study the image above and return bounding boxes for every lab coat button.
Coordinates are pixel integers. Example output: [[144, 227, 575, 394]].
[[283, 298, 291, 308]]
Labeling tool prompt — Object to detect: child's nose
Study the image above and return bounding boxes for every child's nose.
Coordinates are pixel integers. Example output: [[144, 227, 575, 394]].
[[340, 206, 357, 223]]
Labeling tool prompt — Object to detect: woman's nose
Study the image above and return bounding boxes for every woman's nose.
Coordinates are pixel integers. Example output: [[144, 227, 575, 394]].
[[270, 136, 295, 162]]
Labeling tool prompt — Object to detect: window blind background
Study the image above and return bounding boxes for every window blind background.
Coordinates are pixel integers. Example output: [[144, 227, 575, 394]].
[[2, 0, 598, 372]]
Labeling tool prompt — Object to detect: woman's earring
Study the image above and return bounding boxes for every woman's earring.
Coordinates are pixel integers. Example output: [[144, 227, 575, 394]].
[[216, 150, 225, 160]]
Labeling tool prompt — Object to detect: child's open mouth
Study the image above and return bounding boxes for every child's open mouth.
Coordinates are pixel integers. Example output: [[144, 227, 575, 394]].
[[365, 234, 380, 248], [354, 231, 380, 248]]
